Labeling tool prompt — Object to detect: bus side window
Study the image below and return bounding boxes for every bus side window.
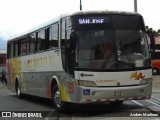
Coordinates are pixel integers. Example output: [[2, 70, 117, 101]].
[[61, 20, 66, 47], [18, 40, 21, 56], [10, 42, 14, 58], [21, 38, 27, 56], [61, 19, 66, 69], [66, 17, 71, 48], [28, 33, 36, 54], [37, 29, 45, 51], [7, 42, 11, 59], [49, 23, 59, 49], [14, 41, 19, 57], [26, 37, 30, 54], [45, 27, 50, 50]]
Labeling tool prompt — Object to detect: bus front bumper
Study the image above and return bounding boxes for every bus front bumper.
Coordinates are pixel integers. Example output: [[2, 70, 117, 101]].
[[73, 84, 152, 103]]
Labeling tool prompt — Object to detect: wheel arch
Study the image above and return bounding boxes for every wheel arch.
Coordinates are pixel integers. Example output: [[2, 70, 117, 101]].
[[15, 76, 20, 92], [50, 76, 60, 96]]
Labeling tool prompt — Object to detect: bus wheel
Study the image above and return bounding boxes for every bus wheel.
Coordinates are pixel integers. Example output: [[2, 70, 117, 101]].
[[52, 85, 66, 111], [110, 101, 124, 105], [16, 82, 22, 98]]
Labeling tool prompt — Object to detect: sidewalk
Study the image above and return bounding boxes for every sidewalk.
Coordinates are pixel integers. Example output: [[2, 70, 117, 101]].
[[0, 82, 7, 87]]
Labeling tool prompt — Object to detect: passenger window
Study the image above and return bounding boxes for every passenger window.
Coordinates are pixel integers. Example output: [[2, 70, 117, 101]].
[[49, 23, 59, 49], [61, 20, 66, 47], [28, 33, 36, 54], [26, 37, 30, 54], [14, 41, 19, 57], [7, 42, 13, 58], [37, 29, 45, 51], [21, 38, 27, 56]]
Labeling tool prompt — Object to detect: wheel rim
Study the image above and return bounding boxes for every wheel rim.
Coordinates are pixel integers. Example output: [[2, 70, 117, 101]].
[[53, 90, 61, 108], [17, 86, 21, 96]]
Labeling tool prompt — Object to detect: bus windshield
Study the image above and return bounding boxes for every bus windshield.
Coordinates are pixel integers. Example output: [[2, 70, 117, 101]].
[[73, 14, 150, 69]]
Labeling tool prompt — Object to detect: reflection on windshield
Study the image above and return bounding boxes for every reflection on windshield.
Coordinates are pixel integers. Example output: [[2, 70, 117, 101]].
[[116, 30, 150, 68], [75, 15, 150, 70], [76, 30, 150, 69], [77, 30, 117, 69]]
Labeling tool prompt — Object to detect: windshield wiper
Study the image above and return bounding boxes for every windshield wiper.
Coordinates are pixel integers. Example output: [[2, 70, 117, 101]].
[[119, 40, 135, 67]]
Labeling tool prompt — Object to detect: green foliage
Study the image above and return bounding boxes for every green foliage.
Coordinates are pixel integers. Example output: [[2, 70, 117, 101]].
[[146, 26, 160, 36]]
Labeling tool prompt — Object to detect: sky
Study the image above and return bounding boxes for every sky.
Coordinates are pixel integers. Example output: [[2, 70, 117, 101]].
[[0, 0, 160, 42]]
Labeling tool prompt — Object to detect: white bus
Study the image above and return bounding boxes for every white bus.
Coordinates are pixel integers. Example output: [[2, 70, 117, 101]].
[[7, 11, 152, 111]]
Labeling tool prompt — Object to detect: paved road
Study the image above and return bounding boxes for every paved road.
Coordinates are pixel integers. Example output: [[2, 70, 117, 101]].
[[152, 75, 160, 99], [0, 75, 160, 120]]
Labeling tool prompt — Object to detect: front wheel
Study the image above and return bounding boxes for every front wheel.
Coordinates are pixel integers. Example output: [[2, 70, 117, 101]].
[[51, 85, 70, 112]]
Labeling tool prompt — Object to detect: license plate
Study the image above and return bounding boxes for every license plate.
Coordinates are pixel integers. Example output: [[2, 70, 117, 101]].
[[114, 91, 124, 96]]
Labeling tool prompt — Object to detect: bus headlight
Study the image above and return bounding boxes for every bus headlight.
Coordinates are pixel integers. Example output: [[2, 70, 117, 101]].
[[78, 80, 97, 87], [139, 78, 152, 85]]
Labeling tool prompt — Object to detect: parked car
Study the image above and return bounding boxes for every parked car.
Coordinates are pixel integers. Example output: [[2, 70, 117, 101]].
[[151, 59, 160, 75]]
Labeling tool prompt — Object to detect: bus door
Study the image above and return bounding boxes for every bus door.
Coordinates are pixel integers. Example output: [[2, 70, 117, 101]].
[[61, 17, 75, 76]]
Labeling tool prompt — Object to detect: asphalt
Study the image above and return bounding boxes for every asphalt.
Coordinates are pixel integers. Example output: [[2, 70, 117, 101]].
[[152, 75, 160, 99]]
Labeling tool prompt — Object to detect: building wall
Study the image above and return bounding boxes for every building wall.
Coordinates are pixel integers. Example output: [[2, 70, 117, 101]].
[[0, 50, 7, 72]]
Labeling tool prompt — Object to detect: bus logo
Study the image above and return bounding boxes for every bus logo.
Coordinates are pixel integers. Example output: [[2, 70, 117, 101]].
[[130, 72, 145, 80], [80, 73, 94, 77]]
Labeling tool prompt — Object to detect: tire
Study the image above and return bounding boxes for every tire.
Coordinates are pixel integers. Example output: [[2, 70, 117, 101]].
[[152, 68, 159, 75], [51, 85, 70, 112], [110, 101, 124, 105], [16, 82, 22, 98]]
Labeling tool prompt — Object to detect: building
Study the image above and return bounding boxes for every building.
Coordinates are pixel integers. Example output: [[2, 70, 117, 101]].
[[0, 49, 7, 77]]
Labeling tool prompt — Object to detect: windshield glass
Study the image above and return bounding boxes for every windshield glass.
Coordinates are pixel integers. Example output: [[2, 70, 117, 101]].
[[73, 14, 150, 69], [76, 30, 116, 69]]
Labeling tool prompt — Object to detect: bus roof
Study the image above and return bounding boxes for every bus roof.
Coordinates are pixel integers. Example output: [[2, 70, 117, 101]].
[[8, 10, 141, 41]]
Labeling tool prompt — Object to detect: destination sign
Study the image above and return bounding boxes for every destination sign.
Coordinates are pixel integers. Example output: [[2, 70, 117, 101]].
[[78, 17, 109, 24]]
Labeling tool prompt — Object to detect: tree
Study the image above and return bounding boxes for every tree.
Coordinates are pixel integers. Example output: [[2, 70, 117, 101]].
[[157, 29, 160, 36]]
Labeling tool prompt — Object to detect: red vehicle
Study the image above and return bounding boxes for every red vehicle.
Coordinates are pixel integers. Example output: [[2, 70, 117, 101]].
[[152, 60, 160, 74], [0, 50, 7, 79]]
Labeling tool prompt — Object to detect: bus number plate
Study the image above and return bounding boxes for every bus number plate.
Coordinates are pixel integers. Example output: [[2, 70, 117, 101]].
[[114, 91, 124, 96]]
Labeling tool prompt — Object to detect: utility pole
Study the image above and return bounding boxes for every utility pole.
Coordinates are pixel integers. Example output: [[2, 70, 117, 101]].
[[134, 0, 137, 12], [80, 0, 82, 11]]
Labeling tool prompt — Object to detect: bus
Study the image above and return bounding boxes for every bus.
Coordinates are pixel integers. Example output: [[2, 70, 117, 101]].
[[7, 10, 152, 111]]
